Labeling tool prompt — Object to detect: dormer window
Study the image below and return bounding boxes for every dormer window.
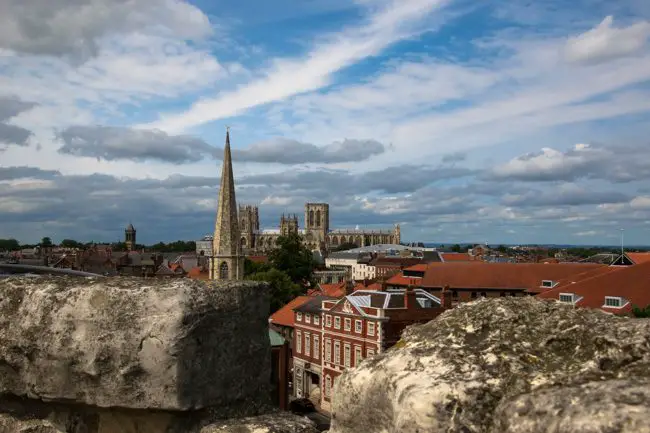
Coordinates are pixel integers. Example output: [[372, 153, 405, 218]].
[[541, 280, 557, 288], [559, 293, 576, 304], [604, 296, 626, 308]]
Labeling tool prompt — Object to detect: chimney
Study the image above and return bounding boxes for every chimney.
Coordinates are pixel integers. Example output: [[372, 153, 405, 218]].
[[404, 286, 417, 309], [363, 278, 369, 287], [441, 285, 452, 310], [345, 280, 355, 296]]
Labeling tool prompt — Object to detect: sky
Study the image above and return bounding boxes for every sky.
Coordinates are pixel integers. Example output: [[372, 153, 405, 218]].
[[1, 0, 650, 246]]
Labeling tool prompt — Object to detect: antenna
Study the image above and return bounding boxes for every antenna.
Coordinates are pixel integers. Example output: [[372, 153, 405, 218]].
[[620, 228, 625, 258]]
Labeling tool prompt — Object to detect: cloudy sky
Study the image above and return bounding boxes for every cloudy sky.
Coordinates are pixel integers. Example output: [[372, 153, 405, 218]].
[[1, 0, 650, 246]]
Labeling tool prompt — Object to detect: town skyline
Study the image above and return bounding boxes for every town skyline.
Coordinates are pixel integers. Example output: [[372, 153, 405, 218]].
[[1, 0, 650, 245]]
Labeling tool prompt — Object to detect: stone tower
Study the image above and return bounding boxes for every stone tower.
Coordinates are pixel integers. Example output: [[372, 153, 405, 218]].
[[394, 223, 401, 244], [304, 203, 329, 249], [239, 204, 259, 250], [211, 128, 245, 281], [125, 223, 136, 251], [280, 214, 299, 236]]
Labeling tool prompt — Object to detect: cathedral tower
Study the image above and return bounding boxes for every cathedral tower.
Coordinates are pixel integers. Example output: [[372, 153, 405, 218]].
[[125, 223, 136, 251], [304, 203, 329, 249], [211, 128, 245, 281]]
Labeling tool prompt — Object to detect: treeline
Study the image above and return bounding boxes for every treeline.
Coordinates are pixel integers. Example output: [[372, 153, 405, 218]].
[[0, 238, 196, 253]]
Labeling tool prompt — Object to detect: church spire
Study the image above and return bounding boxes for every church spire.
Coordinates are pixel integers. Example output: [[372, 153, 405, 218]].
[[211, 127, 244, 280]]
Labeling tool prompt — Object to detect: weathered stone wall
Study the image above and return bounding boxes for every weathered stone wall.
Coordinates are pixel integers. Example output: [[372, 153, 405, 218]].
[[0, 276, 319, 433], [329, 297, 650, 433]]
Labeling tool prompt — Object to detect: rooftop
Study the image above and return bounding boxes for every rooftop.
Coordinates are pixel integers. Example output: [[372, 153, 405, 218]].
[[268, 296, 311, 328]]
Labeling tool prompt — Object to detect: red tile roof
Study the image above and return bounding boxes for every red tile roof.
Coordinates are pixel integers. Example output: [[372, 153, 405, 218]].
[[404, 263, 428, 272], [248, 255, 269, 264], [386, 273, 423, 287], [627, 252, 650, 264], [440, 253, 473, 262], [269, 296, 312, 327], [186, 266, 209, 280], [309, 282, 347, 298], [419, 262, 605, 290], [536, 262, 650, 314]]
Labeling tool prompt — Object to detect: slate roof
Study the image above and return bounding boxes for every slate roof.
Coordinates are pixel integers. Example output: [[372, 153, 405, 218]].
[[295, 295, 337, 314]]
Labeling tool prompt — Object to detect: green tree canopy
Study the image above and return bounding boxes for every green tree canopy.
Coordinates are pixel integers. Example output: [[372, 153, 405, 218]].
[[60, 239, 83, 249], [40, 237, 53, 247], [632, 305, 650, 318], [0, 238, 20, 251], [333, 242, 358, 252], [244, 257, 271, 276], [248, 268, 304, 314], [268, 233, 314, 284]]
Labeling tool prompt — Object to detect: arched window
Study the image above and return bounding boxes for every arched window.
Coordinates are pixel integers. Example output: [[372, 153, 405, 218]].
[[219, 261, 229, 279], [240, 237, 247, 248], [309, 210, 314, 227], [325, 375, 332, 397], [316, 210, 321, 227]]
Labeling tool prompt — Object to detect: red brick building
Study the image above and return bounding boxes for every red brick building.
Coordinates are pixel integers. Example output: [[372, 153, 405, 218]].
[[292, 296, 336, 403], [318, 288, 445, 411]]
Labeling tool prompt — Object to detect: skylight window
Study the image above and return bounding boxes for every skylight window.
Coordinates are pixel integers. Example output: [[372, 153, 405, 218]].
[[604, 296, 626, 308], [559, 293, 575, 303], [541, 280, 557, 288]]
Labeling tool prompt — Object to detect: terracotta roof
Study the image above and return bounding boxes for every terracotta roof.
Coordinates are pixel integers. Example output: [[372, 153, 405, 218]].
[[404, 263, 428, 272], [310, 282, 347, 298], [186, 266, 209, 280], [627, 252, 650, 264], [531, 265, 620, 294], [269, 296, 312, 328], [439, 253, 473, 262], [419, 262, 605, 290], [385, 274, 423, 287], [536, 262, 650, 314]]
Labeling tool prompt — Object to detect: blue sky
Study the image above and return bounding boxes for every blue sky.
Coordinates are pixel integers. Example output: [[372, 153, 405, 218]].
[[1, 0, 650, 246]]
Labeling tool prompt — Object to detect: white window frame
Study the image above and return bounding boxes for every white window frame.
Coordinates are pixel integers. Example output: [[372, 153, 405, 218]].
[[367, 348, 375, 357], [334, 316, 341, 329], [314, 315, 320, 326], [354, 345, 362, 367], [305, 313, 311, 324], [326, 315, 332, 327], [355, 320, 362, 333], [559, 293, 575, 304], [296, 331, 302, 353], [325, 338, 331, 362], [313, 335, 320, 360], [604, 296, 625, 308], [344, 318, 351, 331], [304, 333, 311, 356], [296, 312, 303, 321], [344, 343, 351, 368], [541, 280, 557, 288], [334, 341, 341, 364], [367, 322, 375, 336]]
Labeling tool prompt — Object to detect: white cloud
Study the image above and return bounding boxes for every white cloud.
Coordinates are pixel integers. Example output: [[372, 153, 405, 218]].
[[575, 230, 598, 236], [143, 0, 452, 133], [261, 196, 293, 206], [630, 196, 650, 210], [0, 0, 212, 59], [564, 16, 650, 65]]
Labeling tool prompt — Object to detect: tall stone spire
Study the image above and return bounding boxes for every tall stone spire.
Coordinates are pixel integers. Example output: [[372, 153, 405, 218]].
[[211, 127, 244, 280]]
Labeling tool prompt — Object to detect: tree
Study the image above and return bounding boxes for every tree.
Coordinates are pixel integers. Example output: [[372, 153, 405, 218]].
[[244, 257, 270, 276], [40, 237, 53, 248], [0, 238, 20, 251], [451, 244, 462, 253], [60, 239, 83, 249], [632, 305, 650, 318], [248, 268, 304, 314], [268, 233, 314, 284]]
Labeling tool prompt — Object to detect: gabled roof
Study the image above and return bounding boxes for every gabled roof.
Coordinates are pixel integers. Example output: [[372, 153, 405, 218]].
[[404, 263, 428, 272], [269, 296, 312, 328], [439, 253, 473, 262], [385, 273, 424, 287], [296, 295, 337, 314], [309, 281, 346, 298], [420, 262, 605, 290], [536, 261, 650, 314], [626, 252, 650, 265]]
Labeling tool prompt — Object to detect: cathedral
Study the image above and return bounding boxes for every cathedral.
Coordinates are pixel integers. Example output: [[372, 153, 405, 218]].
[[239, 202, 401, 254], [207, 129, 401, 280]]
